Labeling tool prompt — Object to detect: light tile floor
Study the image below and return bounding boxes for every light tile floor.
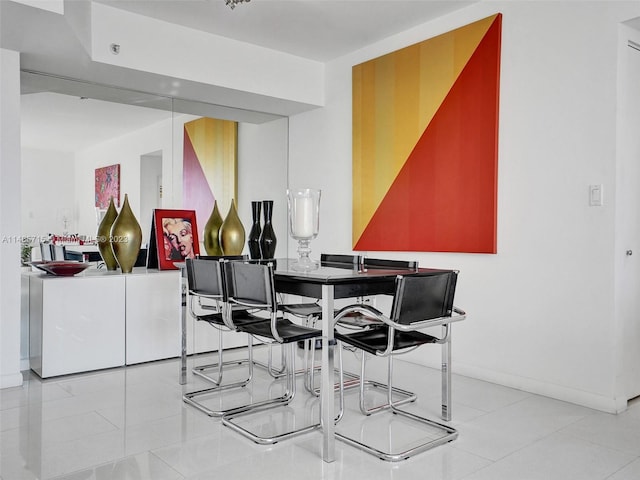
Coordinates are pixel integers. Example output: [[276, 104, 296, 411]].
[[2, 346, 640, 480]]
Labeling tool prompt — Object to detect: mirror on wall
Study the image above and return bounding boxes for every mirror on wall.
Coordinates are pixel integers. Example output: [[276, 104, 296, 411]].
[[20, 71, 290, 260]]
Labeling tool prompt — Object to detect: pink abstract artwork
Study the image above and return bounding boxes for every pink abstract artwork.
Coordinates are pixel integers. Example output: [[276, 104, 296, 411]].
[[95, 164, 120, 208]]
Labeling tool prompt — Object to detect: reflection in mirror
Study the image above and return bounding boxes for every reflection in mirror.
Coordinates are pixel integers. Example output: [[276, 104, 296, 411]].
[[20, 71, 289, 261]]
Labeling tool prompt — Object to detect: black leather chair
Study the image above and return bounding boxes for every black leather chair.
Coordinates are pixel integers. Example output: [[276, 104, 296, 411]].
[[284, 255, 417, 396], [361, 256, 419, 270], [333, 269, 466, 461], [220, 260, 327, 444], [182, 255, 266, 417], [278, 254, 361, 392], [337, 257, 419, 329], [64, 249, 84, 262], [186, 254, 249, 382], [279, 253, 362, 320], [321, 253, 362, 267], [39, 242, 53, 261]]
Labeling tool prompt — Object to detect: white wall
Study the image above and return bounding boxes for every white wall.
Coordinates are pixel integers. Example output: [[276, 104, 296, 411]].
[[0, 48, 24, 388], [74, 114, 175, 240], [64, 113, 288, 256], [238, 118, 289, 258], [21, 148, 76, 242], [288, 1, 640, 412]]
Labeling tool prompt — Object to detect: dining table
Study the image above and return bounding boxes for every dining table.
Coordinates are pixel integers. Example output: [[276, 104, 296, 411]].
[[178, 257, 455, 463]]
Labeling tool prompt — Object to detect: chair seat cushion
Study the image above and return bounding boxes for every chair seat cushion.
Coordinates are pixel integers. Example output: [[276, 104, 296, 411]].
[[196, 309, 264, 327], [337, 312, 383, 328], [195, 312, 225, 326], [239, 318, 321, 343], [335, 327, 438, 356], [279, 303, 322, 317]]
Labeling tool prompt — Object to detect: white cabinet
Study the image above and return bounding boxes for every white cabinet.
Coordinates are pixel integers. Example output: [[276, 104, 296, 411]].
[[28, 268, 181, 377], [125, 271, 181, 364], [29, 273, 126, 378], [26, 267, 245, 378]]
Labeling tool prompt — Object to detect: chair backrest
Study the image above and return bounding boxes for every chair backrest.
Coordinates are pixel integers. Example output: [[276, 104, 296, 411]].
[[321, 253, 361, 267], [51, 244, 66, 261], [186, 258, 225, 300], [187, 255, 249, 297], [362, 257, 418, 270], [390, 270, 458, 325], [225, 261, 276, 311], [40, 242, 53, 261], [64, 250, 84, 262], [197, 254, 247, 261]]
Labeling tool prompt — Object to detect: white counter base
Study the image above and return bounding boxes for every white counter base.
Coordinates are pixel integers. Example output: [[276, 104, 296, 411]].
[[26, 267, 249, 378], [29, 272, 127, 378], [29, 268, 176, 378]]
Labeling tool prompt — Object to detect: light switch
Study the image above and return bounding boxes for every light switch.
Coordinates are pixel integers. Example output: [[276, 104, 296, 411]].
[[589, 184, 603, 206]]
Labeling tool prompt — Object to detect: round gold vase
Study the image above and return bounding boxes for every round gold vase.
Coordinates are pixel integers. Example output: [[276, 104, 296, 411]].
[[110, 194, 142, 273], [97, 197, 119, 270], [219, 199, 245, 255], [203, 200, 224, 256]]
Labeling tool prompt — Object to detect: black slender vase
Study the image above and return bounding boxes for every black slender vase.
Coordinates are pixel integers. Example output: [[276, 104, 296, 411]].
[[259, 200, 277, 259], [247, 201, 262, 259]]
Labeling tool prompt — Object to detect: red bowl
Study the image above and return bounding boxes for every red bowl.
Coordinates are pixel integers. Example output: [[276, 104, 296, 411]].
[[30, 261, 90, 276]]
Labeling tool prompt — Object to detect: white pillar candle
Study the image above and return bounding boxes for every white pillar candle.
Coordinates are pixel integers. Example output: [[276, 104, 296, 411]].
[[294, 196, 315, 237]]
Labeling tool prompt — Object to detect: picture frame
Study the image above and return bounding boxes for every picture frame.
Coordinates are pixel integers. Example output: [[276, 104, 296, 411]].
[[95, 164, 120, 208], [352, 14, 501, 254], [148, 209, 199, 270], [183, 118, 237, 242]]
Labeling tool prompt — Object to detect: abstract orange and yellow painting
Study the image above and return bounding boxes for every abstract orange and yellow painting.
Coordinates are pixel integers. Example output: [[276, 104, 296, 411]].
[[352, 14, 502, 253], [183, 117, 238, 238]]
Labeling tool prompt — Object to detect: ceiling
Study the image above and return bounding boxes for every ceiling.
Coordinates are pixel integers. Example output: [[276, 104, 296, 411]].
[[6, 0, 478, 152], [20, 92, 173, 153], [93, 0, 476, 62]]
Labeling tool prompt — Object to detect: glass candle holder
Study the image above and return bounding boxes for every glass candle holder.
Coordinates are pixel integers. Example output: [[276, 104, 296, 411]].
[[287, 188, 321, 271]]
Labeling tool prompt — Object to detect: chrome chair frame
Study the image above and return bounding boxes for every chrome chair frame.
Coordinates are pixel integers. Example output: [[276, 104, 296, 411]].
[[220, 260, 328, 444], [333, 270, 466, 461], [39, 242, 53, 261], [361, 256, 419, 271], [305, 256, 422, 404], [184, 254, 287, 384], [185, 255, 252, 385], [300, 255, 419, 408], [183, 256, 270, 417], [280, 253, 361, 393]]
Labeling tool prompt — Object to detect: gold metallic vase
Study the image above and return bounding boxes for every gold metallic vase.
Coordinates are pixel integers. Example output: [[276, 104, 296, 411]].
[[97, 197, 119, 270], [203, 200, 224, 255], [219, 199, 245, 255], [110, 194, 142, 273]]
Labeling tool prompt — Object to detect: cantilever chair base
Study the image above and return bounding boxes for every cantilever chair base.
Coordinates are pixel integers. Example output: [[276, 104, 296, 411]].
[[193, 342, 287, 383], [334, 350, 457, 462], [222, 408, 322, 445], [183, 339, 299, 417], [336, 409, 458, 461], [220, 341, 324, 444], [331, 270, 465, 461], [183, 378, 250, 417], [192, 359, 247, 382]]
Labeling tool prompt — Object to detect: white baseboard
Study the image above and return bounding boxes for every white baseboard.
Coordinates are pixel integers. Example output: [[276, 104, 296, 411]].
[[453, 362, 626, 414], [0, 371, 24, 389], [403, 353, 627, 414]]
